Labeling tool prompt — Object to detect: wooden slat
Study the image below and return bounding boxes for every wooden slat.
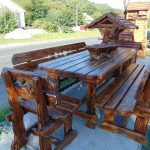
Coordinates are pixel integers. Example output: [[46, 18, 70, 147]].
[[20, 99, 70, 120], [39, 50, 88, 65], [52, 56, 90, 74], [117, 66, 146, 115], [63, 48, 130, 76], [63, 57, 108, 77], [105, 64, 144, 110], [94, 63, 138, 108], [74, 48, 130, 78], [87, 49, 136, 80], [39, 51, 88, 70], [12, 42, 86, 65], [100, 122, 147, 144]]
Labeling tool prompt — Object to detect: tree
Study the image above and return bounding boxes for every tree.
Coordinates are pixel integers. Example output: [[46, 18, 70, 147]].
[[0, 8, 17, 34], [25, 0, 49, 26]]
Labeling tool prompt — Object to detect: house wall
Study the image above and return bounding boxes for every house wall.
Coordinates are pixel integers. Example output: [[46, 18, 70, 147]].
[[0, 0, 25, 28]]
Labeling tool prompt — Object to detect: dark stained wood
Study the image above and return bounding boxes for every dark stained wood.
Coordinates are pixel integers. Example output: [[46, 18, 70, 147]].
[[38, 47, 137, 128], [116, 65, 146, 115], [2, 67, 80, 150], [94, 62, 150, 144], [100, 122, 147, 144], [106, 64, 144, 112], [39, 47, 137, 80], [12, 42, 86, 65], [87, 48, 136, 80], [94, 63, 139, 108]]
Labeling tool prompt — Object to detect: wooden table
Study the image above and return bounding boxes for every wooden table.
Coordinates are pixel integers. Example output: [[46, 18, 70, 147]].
[[38, 47, 137, 128]]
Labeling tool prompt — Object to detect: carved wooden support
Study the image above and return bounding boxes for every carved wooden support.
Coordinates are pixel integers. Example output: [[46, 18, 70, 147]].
[[1, 70, 28, 150], [86, 83, 97, 128]]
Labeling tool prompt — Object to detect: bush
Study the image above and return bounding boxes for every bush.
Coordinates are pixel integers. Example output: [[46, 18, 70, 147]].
[[0, 8, 17, 34], [32, 19, 58, 32], [61, 26, 74, 33], [25, 0, 49, 26]]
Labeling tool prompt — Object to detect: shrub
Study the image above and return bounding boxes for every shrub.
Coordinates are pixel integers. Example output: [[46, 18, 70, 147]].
[[32, 19, 58, 32], [0, 8, 17, 34], [25, 0, 49, 26], [61, 26, 74, 33]]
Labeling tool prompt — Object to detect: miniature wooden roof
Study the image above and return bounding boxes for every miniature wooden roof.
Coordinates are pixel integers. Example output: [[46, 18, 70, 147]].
[[87, 12, 138, 29], [126, 2, 150, 11]]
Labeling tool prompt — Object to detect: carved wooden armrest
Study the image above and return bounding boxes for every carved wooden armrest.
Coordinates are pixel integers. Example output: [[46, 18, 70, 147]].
[[46, 92, 60, 106]]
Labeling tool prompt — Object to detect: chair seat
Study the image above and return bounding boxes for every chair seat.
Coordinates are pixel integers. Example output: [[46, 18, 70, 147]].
[[20, 99, 70, 121]]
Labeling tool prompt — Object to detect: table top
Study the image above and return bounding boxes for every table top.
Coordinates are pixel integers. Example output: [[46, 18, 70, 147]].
[[38, 47, 136, 81]]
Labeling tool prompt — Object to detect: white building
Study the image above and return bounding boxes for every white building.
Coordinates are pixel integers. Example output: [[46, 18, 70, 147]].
[[0, 0, 25, 28]]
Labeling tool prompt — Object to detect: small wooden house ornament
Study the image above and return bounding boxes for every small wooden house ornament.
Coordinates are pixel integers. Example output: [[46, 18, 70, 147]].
[[86, 12, 138, 59], [87, 12, 138, 43]]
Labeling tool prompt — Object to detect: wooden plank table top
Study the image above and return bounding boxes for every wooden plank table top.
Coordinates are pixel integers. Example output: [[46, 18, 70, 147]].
[[38, 46, 137, 128], [38, 47, 137, 83]]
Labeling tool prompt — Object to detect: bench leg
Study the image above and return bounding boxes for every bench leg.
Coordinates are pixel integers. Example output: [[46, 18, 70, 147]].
[[134, 116, 149, 135], [86, 83, 97, 128], [55, 115, 77, 150], [104, 109, 115, 123], [64, 115, 72, 136], [39, 137, 52, 150]]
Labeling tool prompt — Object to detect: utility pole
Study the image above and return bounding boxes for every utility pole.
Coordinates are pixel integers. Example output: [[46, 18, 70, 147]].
[[76, 3, 78, 27]]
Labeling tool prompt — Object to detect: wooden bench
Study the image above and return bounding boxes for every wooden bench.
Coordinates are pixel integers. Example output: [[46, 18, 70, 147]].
[[2, 67, 82, 150], [11, 42, 86, 92], [94, 63, 150, 144]]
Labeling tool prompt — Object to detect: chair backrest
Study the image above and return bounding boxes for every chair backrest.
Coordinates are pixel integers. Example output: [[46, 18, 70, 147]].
[[1, 67, 59, 128], [12, 42, 86, 71]]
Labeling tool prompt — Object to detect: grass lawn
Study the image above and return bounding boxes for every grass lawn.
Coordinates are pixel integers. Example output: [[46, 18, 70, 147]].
[[0, 106, 10, 122], [0, 30, 99, 44]]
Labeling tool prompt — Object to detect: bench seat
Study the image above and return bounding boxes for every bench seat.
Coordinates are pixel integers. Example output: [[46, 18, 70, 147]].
[[94, 63, 150, 144]]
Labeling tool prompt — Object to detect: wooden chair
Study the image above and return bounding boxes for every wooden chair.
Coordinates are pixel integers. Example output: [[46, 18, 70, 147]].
[[2, 67, 81, 150], [94, 63, 150, 144]]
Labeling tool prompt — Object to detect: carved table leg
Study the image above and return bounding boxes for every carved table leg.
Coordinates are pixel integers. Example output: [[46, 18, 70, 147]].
[[50, 76, 60, 92], [86, 83, 97, 128]]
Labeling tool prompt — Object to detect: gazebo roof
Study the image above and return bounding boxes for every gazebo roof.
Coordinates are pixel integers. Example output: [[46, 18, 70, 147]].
[[87, 12, 138, 29], [126, 2, 150, 11]]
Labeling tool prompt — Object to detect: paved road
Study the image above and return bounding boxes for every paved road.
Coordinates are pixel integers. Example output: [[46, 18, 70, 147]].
[[0, 36, 99, 108], [0, 36, 99, 71]]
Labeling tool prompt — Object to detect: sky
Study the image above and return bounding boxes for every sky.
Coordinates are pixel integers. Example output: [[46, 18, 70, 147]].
[[89, 0, 150, 9]]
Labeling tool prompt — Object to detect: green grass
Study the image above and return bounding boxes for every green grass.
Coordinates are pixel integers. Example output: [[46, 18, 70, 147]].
[[0, 30, 99, 44], [0, 106, 10, 122]]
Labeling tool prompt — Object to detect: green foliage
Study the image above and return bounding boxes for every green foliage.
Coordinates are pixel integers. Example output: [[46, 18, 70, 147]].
[[25, 0, 49, 26], [32, 19, 58, 32], [13, 0, 122, 31], [61, 26, 74, 33], [0, 8, 17, 34], [0, 106, 10, 122]]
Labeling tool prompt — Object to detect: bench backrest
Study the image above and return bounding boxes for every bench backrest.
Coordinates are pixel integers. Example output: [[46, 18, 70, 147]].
[[12, 42, 86, 71]]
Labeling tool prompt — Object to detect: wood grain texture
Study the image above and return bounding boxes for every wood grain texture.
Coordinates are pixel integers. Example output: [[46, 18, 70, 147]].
[[12, 42, 86, 65], [2, 67, 81, 150], [94, 62, 150, 144]]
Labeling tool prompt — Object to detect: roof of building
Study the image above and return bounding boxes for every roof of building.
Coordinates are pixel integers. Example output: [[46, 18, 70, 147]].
[[126, 2, 150, 11], [87, 12, 138, 29]]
